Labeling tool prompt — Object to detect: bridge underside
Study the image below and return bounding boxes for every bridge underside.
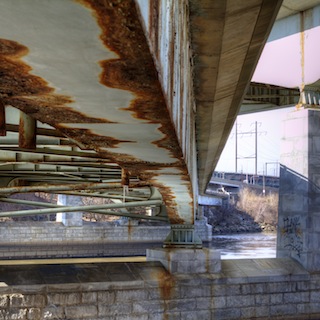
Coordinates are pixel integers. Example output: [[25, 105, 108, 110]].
[[0, 0, 298, 243]]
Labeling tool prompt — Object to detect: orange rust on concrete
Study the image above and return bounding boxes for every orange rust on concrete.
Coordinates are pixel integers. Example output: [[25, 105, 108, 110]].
[[127, 219, 132, 240], [77, 0, 184, 162], [157, 268, 176, 302], [0, 38, 112, 126], [0, 99, 6, 136], [57, 127, 133, 150], [76, 0, 193, 224]]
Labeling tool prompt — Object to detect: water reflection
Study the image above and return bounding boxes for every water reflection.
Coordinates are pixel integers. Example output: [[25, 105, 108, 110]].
[[208, 232, 277, 259]]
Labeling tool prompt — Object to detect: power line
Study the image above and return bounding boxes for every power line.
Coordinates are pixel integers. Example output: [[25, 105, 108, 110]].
[[235, 121, 267, 175]]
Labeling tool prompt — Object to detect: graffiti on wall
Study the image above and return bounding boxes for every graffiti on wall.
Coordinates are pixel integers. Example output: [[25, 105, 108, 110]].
[[281, 215, 303, 257]]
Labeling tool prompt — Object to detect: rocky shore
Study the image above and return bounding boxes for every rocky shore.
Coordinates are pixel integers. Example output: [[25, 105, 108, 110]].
[[203, 205, 277, 234]]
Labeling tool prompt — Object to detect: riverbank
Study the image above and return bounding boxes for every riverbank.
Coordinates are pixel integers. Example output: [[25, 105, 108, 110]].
[[203, 205, 277, 234]]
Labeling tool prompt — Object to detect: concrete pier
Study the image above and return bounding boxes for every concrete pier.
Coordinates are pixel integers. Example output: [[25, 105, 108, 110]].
[[278, 109, 320, 272], [56, 195, 83, 227]]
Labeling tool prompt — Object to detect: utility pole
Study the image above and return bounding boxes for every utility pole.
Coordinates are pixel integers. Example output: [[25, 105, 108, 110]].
[[235, 121, 266, 176]]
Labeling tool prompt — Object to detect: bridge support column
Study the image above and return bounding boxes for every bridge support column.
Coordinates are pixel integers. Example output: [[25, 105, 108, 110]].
[[147, 224, 221, 274], [56, 194, 83, 227], [277, 108, 320, 272]]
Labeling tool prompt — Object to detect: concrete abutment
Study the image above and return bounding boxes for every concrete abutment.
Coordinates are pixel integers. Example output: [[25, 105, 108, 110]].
[[278, 108, 320, 272]]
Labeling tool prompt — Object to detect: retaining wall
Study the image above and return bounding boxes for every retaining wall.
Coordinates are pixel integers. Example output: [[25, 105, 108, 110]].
[[0, 219, 212, 259], [0, 258, 319, 320]]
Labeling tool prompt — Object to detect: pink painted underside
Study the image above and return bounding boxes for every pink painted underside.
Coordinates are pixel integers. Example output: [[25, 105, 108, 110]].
[[252, 26, 320, 88]]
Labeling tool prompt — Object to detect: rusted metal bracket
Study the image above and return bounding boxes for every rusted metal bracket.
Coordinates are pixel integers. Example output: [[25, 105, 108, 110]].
[[163, 224, 202, 248], [19, 111, 36, 149]]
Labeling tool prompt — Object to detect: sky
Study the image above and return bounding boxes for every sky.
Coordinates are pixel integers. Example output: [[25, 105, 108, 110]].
[[216, 11, 320, 177], [215, 106, 295, 177]]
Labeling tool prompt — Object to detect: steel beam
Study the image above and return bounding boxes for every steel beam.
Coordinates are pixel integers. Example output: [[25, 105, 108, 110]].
[[0, 197, 167, 221], [0, 199, 163, 219], [0, 181, 137, 195]]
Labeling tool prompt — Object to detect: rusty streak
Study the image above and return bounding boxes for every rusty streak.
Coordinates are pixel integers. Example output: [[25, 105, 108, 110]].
[[0, 99, 6, 136]]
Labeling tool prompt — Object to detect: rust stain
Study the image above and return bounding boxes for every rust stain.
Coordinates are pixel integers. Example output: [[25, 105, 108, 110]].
[[0, 2, 194, 224], [157, 267, 175, 317], [77, 0, 184, 163], [75, 0, 193, 223], [128, 218, 132, 240], [0, 38, 112, 126], [57, 127, 133, 149], [0, 99, 6, 136]]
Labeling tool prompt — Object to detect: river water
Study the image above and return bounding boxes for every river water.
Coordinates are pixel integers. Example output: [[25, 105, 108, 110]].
[[208, 232, 277, 259]]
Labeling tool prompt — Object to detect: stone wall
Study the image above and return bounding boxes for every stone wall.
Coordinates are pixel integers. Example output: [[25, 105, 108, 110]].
[[0, 259, 319, 320], [0, 219, 212, 259]]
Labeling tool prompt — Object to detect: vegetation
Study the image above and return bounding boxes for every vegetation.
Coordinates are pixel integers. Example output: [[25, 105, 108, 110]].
[[204, 187, 278, 234], [237, 188, 278, 227]]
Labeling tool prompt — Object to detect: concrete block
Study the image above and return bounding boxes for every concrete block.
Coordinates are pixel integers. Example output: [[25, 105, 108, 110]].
[[180, 310, 211, 320], [47, 292, 81, 306], [146, 248, 221, 274], [65, 305, 98, 318], [9, 294, 24, 307], [0, 295, 8, 307], [5, 308, 27, 319], [226, 295, 255, 308], [270, 304, 297, 316], [255, 293, 270, 305], [310, 290, 320, 302], [270, 293, 283, 305], [115, 289, 148, 302], [81, 292, 97, 304], [225, 285, 241, 296], [284, 292, 310, 303], [212, 296, 226, 308], [166, 298, 197, 311], [27, 308, 41, 320], [196, 297, 211, 310], [119, 315, 149, 320], [180, 285, 210, 299], [213, 308, 241, 320], [23, 294, 46, 307], [132, 300, 165, 313], [98, 303, 132, 317]]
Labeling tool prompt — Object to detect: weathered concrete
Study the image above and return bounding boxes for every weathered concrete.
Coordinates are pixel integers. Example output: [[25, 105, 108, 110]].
[[147, 248, 221, 274], [0, 258, 319, 320], [278, 108, 320, 272], [56, 195, 83, 227], [0, 220, 212, 259]]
